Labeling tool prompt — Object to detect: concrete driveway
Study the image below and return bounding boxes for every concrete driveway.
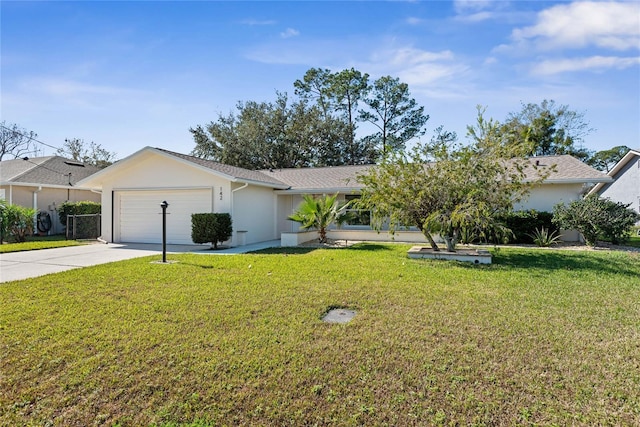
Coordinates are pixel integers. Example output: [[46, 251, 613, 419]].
[[0, 240, 280, 283]]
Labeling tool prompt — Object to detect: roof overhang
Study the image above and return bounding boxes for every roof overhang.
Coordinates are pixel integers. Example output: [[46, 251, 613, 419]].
[[274, 187, 363, 195], [539, 177, 613, 185], [0, 181, 78, 190]]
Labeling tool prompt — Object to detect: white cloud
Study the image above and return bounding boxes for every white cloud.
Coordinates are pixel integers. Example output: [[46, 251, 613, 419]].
[[405, 17, 424, 25], [240, 19, 277, 26], [453, 0, 497, 14], [280, 28, 300, 38], [512, 1, 640, 51], [532, 55, 640, 75], [357, 47, 469, 93], [453, 0, 512, 22]]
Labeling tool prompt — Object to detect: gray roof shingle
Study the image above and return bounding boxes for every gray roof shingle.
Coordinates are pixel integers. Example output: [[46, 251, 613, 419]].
[[0, 156, 102, 186], [525, 155, 611, 183], [261, 164, 374, 191]]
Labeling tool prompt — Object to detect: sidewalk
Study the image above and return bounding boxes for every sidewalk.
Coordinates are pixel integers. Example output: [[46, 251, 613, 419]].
[[0, 240, 281, 283]]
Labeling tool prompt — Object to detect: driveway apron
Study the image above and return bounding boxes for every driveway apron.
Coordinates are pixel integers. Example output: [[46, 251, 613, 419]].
[[0, 241, 280, 283]]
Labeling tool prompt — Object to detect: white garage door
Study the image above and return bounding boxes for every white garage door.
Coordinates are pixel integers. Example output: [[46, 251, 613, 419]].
[[118, 189, 212, 244]]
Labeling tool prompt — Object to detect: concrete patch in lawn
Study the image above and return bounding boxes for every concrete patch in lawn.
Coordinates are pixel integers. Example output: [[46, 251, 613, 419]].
[[322, 308, 356, 324]]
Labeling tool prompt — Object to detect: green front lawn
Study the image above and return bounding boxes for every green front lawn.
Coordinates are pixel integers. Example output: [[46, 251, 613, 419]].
[[0, 235, 81, 253], [1, 244, 639, 426]]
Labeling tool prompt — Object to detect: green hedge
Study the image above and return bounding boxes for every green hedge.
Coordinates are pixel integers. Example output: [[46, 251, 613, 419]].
[[500, 210, 557, 244], [472, 210, 556, 244], [58, 201, 101, 226], [191, 213, 233, 249]]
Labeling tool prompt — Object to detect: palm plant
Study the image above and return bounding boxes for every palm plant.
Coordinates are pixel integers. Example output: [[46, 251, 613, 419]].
[[528, 227, 562, 247], [288, 194, 352, 243]]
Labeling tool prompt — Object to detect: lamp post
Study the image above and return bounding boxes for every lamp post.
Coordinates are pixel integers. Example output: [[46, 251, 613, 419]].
[[160, 201, 169, 263]]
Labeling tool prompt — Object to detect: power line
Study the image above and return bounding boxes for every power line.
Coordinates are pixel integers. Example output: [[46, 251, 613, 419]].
[[0, 124, 64, 153]]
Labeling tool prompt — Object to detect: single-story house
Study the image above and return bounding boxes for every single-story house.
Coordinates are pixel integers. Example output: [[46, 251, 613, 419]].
[[588, 149, 640, 217], [76, 146, 612, 246], [0, 156, 102, 234]]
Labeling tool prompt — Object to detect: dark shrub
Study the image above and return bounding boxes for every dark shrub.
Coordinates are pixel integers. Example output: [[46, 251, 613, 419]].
[[191, 213, 233, 249], [475, 210, 556, 244], [500, 210, 557, 244], [58, 201, 101, 226]]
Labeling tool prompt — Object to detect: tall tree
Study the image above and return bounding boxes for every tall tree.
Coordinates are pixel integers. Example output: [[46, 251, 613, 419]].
[[356, 108, 547, 252], [501, 100, 593, 160], [588, 145, 630, 172], [330, 68, 370, 163], [359, 76, 429, 157], [293, 68, 334, 119], [191, 93, 352, 169], [57, 138, 116, 168], [0, 121, 38, 161], [294, 68, 372, 164]]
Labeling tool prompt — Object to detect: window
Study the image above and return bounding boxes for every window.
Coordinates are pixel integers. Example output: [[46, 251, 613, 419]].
[[344, 194, 370, 226]]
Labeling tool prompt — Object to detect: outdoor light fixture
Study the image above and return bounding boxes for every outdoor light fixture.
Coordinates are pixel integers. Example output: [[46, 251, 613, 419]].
[[219, 187, 223, 200], [160, 201, 169, 263]]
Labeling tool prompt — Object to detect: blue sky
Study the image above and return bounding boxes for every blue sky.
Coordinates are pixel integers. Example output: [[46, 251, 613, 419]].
[[2, 1, 639, 160]]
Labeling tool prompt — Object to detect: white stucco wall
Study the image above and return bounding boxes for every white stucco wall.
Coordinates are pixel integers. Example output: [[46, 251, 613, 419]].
[[516, 183, 586, 212], [232, 184, 278, 244]]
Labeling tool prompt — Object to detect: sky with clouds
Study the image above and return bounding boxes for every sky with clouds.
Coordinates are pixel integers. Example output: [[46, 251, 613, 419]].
[[2, 1, 639, 160]]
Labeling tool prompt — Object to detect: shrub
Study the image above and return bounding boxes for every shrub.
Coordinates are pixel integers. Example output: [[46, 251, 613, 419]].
[[553, 195, 640, 246], [0, 199, 8, 244], [2, 203, 37, 243], [500, 210, 556, 244], [528, 227, 562, 247], [475, 210, 555, 244], [191, 213, 233, 249], [58, 201, 101, 226]]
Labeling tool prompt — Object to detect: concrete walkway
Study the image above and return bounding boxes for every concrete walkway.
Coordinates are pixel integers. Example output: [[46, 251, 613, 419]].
[[0, 240, 281, 283]]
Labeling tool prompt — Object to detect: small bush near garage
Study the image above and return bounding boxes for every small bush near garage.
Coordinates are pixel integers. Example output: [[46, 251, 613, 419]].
[[58, 201, 101, 239], [191, 213, 232, 249], [58, 201, 101, 226]]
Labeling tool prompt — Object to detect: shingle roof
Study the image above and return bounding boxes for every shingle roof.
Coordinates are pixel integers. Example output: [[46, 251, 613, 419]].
[[257, 155, 609, 191], [526, 155, 611, 183], [79, 147, 608, 192], [261, 164, 374, 191], [0, 156, 101, 186], [155, 148, 289, 187]]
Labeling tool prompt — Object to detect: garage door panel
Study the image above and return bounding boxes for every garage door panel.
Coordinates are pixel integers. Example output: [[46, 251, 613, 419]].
[[118, 189, 212, 244]]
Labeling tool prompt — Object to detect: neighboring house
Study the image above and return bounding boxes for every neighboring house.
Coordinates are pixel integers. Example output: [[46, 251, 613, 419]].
[[0, 156, 102, 234], [77, 147, 611, 246], [588, 149, 640, 217]]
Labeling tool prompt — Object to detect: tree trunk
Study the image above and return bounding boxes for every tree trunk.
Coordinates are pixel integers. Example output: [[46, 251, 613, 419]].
[[422, 231, 439, 251], [443, 229, 459, 252]]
